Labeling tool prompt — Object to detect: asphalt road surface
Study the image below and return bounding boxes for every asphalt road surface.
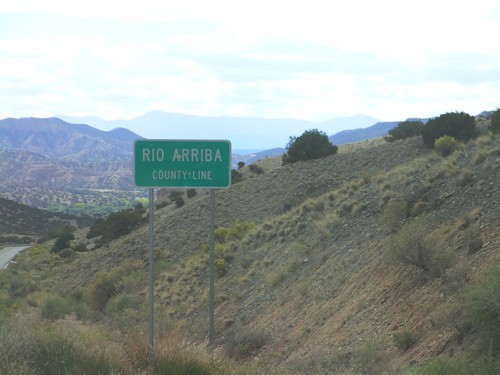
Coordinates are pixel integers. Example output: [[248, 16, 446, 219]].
[[0, 245, 30, 268]]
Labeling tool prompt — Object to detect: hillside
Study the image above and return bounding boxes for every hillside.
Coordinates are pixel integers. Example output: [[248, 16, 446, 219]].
[[0, 117, 145, 213], [2, 119, 500, 374], [0, 197, 89, 239], [0, 116, 392, 214], [0, 117, 140, 161]]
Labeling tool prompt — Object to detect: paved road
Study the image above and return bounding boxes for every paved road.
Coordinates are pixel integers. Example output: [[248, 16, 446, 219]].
[[0, 245, 30, 269]]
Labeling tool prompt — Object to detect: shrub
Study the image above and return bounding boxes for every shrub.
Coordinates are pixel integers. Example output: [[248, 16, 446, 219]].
[[282, 129, 338, 165], [231, 169, 243, 184], [381, 198, 407, 231], [156, 201, 169, 210], [352, 339, 384, 375], [388, 218, 452, 277], [39, 224, 77, 244], [468, 237, 483, 255], [72, 242, 88, 252], [86, 204, 146, 244], [58, 248, 75, 258], [7, 276, 34, 299], [456, 169, 473, 187], [465, 268, 500, 354], [215, 258, 228, 277], [385, 120, 424, 142], [393, 330, 416, 351], [51, 232, 75, 253], [434, 135, 457, 156], [224, 330, 270, 359], [421, 111, 477, 148], [40, 294, 69, 320], [490, 108, 500, 134], [215, 221, 255, 243], [186, 188, 197, 198], [248, 164, 264, 174], [86, 273, 118, 311]]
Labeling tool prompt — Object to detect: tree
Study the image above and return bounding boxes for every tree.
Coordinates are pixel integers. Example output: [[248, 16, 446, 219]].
[[282, 129, 338, 165], [490, 108, 500, 134], [421, 111, 477, 148], [237, 161, 245, 170], [231, 169, 243, 184], [51, 232, 75, 253], [385, 120, 424, 142]]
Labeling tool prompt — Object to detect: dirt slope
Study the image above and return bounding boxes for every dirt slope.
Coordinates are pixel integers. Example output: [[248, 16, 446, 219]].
[[22, 129, 500, 373]]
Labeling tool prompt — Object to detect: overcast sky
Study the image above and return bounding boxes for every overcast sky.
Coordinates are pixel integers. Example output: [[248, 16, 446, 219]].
[[1, 0, 499, 122]]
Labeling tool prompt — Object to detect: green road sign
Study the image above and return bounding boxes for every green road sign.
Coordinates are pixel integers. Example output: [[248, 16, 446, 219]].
[[134, 139, 231, 188]]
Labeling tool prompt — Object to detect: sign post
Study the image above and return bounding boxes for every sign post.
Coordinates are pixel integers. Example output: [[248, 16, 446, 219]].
[[134, 139, 231, 363]]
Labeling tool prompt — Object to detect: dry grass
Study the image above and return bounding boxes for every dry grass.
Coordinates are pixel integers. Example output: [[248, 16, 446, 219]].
[[4, 123, 500, 374]]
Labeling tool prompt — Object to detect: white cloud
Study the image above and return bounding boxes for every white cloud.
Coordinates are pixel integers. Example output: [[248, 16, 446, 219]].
[[1, 0, 500, 123]]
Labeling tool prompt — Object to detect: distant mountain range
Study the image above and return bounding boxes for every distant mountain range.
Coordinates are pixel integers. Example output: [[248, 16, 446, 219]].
[[0, 117, 140, 162], [329, 121, 400, 144], [58, 111, 383, 150], [0, 113, 409, 211], [0, 117, 144, 212]]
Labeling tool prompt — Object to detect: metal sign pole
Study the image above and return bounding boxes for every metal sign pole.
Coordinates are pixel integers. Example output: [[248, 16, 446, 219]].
[[208, 189, 216, 350], [148, 188, 155, 367], [134, 139, 231, 356]]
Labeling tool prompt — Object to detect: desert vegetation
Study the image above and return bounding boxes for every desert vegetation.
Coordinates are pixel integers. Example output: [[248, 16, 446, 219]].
[[282, 128, 338, 165], [1, 112, 500, 374]]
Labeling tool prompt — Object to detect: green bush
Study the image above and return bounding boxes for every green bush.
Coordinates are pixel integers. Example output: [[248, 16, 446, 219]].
[[231, 169, 243, 184], [381, 198, 408, 231], [72, 242, 88, 252], [169, 191, 185, 207], [465, 267, 500, 354], [58, 248, 75, 258], [106, 293, 140, 315], [352, 339, 383, 375], [215, 221, 255, 243], [393, 330, 416, 351], [215, 258, 228, 277], [434, 135, 457, 156], [224, 330, 270, 359], [282, 129, 338, 165], [40, 224, 77, 244], [388, 218, 452, 277], [51, 232, 75, 253], [86, 204, 146, 244], [490, 108, 500, 134], [40, 295, 69, 320], [421, 111, 477, 148], [248, 164, 264, 174], [385, 120, 424, 142], [86, 273, 118, 311], [6, 276, 35, 299]]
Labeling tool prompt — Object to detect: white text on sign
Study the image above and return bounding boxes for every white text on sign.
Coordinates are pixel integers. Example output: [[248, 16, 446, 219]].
[[152, 170, 214, 180], [142, 148, 223, 163]]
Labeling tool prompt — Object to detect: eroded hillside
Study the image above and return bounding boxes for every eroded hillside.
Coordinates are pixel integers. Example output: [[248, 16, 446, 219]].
[[4, 126, 500, 374]]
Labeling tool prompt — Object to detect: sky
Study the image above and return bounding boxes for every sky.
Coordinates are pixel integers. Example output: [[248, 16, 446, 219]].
[[1, 0, 500, 123]]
